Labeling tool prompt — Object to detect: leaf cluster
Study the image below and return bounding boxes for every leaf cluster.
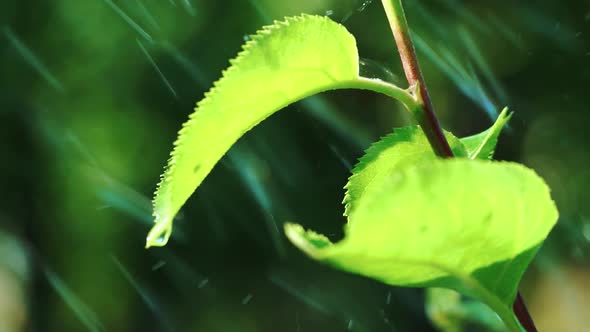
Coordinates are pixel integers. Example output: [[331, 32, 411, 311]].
[[145, 16, 558, 331]]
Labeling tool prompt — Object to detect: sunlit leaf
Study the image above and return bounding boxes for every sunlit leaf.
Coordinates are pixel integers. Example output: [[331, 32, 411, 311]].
[[343, 109, 512, 219], [286, 159, 558, 329], [146, 15, 415, 247], [343, 126, 467, 217], [460, 108, 512, 160]]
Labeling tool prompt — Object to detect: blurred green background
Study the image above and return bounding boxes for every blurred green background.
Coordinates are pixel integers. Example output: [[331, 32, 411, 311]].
[[1, 0, 589, 331]]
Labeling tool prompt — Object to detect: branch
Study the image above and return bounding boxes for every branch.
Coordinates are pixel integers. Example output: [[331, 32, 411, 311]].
[[380, 0, 453, 158]]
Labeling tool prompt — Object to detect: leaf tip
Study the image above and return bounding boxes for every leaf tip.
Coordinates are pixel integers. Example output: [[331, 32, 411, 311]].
[[284, 223, 333, 258], [145, 215, 172, 249], [498, 106, 513, 124]]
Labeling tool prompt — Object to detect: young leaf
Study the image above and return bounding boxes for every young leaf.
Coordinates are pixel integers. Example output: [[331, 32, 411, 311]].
[[286, 159, 558, 330], [343, 126, 467, 217], [147, 15, 415, 247], [460, 108, 512, 160]]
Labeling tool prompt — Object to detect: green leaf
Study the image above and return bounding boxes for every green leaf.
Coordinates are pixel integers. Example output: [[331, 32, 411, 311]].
[[460, 108, 512, 160], [426, 288, 507, 332], [147, 15, 416, 247], [343, 126, 467, 217], [285, 159, 558, 331]]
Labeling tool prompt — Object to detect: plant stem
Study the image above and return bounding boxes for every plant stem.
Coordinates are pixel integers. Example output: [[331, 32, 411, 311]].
[[380, 1, 538, 331], [380, 0, 453, 158], [513, 293, 538, 331]]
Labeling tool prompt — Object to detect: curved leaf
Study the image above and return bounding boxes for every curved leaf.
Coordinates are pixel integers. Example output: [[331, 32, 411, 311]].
[[146, 15, 414, 247], [286, 159, 558, 329]]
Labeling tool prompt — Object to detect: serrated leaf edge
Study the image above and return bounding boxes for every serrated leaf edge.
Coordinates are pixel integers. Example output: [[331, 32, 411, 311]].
[[147, 15, 354, 247], [466, 107, 512, 160], [342, 126, 427, 216]]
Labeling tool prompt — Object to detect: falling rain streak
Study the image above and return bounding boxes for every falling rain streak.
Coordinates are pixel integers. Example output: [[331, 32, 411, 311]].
[[137, 39, 179, 99], [3, 27, 64, 93], [135, 0, 162, 32], [1, 1, 585, 331], [111, 256, 174, 332], [44, 268, 104, 332], [412, 33, 500, 121], [102, 0, 153, 42], [180, 0, 196, 16], [241, 293, 254, 305]]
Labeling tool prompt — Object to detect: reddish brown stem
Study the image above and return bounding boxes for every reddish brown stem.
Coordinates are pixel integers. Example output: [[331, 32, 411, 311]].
[[380, 0, 537, 330], [513, 293, 538, 331], [381, 0, 453, 158]]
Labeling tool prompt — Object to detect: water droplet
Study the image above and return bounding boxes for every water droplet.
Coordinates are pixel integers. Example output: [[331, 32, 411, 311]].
[[155, 233, 169, 245], [325, 9, 334, 16], [357, 0, 374, 12]]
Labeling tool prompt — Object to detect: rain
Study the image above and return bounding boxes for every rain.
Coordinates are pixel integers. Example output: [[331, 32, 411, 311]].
[[1, 0, 589, 331]]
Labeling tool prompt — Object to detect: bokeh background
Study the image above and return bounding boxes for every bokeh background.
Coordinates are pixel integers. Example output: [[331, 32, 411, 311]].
[[1, 0, 589, 331]]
